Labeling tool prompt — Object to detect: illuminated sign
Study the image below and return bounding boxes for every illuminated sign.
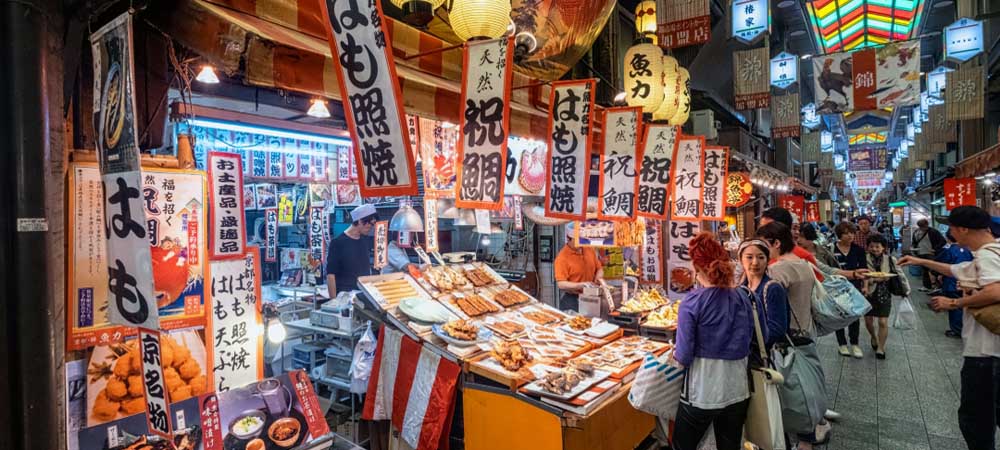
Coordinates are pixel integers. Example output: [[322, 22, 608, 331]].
[[927, 66, 952, 99], [770, 52, 797, 89], [801, 103, 820, 129], [944, 17, 984, 63], [731, 0, 769, 44]]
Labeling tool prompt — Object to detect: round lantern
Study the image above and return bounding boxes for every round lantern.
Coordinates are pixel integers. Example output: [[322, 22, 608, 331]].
[[624, 42, 664, 113], [392, 0, 446, 27], [635, 0, 657, 36], [668, 67, 690, 126], [726, 172, 753, 207], [652, 55, 680, 121], [450, 0, 512, 41]]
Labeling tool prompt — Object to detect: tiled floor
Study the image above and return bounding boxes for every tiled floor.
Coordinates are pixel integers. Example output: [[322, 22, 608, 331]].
[[817, 274, 970, 450]]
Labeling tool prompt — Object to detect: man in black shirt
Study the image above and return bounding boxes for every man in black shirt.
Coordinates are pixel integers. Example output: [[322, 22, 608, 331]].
[[326, 204, 377, 295]]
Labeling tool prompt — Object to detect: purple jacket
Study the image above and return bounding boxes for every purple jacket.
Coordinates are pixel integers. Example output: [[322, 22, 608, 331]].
[[673, 286, 763, 367]]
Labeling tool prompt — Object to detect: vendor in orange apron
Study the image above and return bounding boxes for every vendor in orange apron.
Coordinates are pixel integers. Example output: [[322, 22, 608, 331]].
[[554, 222, 603, 311]]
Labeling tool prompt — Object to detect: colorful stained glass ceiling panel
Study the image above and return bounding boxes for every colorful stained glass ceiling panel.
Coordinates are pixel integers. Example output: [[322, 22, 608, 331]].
[[807, 0, 925, 53], [849, 131, 888, 145]]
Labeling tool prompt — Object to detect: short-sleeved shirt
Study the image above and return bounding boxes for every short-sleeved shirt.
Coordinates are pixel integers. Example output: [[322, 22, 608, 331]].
[[935, 244, 974, 294], [554, 245, 601, 283], [768, 258, 817, 335], [792, 245, 824, 282], [325, 233, 374, 293], [951, 242, 1000, 357], [833, 242, 867, 289], [854, 229, 871, 249]]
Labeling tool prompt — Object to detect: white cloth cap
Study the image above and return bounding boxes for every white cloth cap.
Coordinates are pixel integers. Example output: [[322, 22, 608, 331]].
[[565, 221, 576, 239], [350, 204, 377, 222]]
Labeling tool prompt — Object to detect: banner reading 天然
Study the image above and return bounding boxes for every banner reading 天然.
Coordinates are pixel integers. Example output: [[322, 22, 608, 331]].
[[598, 107, 642, 221], [637, 124, 677, 220], [670, 134, 705, 220]]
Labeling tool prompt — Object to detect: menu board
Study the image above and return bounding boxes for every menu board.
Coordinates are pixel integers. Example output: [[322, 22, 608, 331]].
[[208, 249, 264, 393], [68, 163, 207, 351]]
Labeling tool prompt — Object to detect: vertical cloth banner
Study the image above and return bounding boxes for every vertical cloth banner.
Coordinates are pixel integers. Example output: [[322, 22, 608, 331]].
[[321, 0, 418, 197], [778, 195, 805, 222], [812, 52, 854, 114], [805, 201, 820, 222], [852, 47, 878, 111], [944, 178, 977, 210], [656, 0, 711, 49], [91, 13, 160, 331], [208, 152, 247, 260], [666, 219, 699, 298], [638, 124, 678, 220], [208, 249, 263, 392], [362, 326, 462, 450], [373, 221, 389, 270], [640, 219, 664, 285], [309, 207, 326, 263], [670, 135, 705, 220], [733, 45, 770, 110], [598, 107, 642, 221], [701, 146, 729, 220], [138, 329, 172, 438], [455, 37, 514, 210], [424, 197, 439, 252], [873, 41, 920, 108], [771, 92, 800, 138], [264, 208, 278, 262], [545, 79, 596, 220], [946, 65, 984, 121]]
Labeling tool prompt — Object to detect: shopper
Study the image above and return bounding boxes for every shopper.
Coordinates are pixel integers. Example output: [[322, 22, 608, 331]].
[[798, 223, 839, 269], [935, 232, 973, 338], [831, 222, 867, 358], [759, 207, 824, 281], [854, 216, 873, 249], [554, 222, 603, 311], [864, 234, 909, 359], [671, 232, 762, 450], [326, 204, 376, 295], [898, 206, 1000, 450], [738, 239, 790, 349], [912, 218, 946, 291]]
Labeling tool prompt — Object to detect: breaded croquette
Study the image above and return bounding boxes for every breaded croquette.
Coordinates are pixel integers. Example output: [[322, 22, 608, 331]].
[[170, 385, 193, 402], [106, 378, 128, 400], [93, 390, 120, 421], [188, 375, 206, 396], [121, 396, 146, 415], [113, 353, 132, 378], [127, 375, 144, 397], [178, 359, 200, 380]]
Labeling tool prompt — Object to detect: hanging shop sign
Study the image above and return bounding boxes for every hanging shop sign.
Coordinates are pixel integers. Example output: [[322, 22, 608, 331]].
[[725, 172, 752, 207], [455, 37, 513, 210], [598, 107, 642, 221], [777, 195, 805, 222], [321, 0, 418, 197], [801, 131, 821, 162], [91, 13, 140, 175], [733, 45, 770, 110], [666, 219, 699, 298], [855, 170, 885, 188], [207, 249, 263, 392], [640, 219, 663, 285], [545, 79, 596, 220], [264, 208, 278, 262], [373, 220, 389, 270], [637, 124, 678, 219], [513, 195, 524, 230], [138, 328, 172, 438], [821, 130, 834, 151], [848, 148, 887, 171], [208, 152, 247, 260], [771, 92, 801, 138], [418, 118, 459, 195], [701, 146, 729, 220], [946, 65, 984, 121], [424, 197, 439, 252], [928, 104, 957, 144], [928, 66, 952, 99], [670, 134, 705, 220], [770, 51, 797, 89], [944, 18, 984, 63], [309, 207, 326, 263], [656, 0, 711, 49], [730, 0, 768, 44], [944, 178, 977, 210], [805, 201, 820, 222], [801, 103, 820, 129], [813, 41, 920, 114], [406, 114, 420, 161]]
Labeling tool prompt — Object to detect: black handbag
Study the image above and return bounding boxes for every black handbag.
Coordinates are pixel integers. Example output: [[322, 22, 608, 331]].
[[887, 258, 906, 296]]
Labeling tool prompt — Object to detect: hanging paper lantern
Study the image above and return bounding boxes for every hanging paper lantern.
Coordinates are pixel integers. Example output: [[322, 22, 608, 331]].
[[450, 0, 512, 41], [652, 55, 680, 121], [624, 43, 664, 113], [635, 0, 657, 36], [391, 0, 446, 26], [668, 67, 690, 126]]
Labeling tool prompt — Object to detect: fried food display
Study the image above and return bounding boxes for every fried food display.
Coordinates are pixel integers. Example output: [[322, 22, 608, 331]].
[[493, 289, 531, 307], [538, 362, 595, 395], [645, 301, 681, 328], [614, 220, 646, 247], [576, 336, 665, 370], [90, 334, 206, 422], [463, 267, 496, 287], [670, 267, 696, 293], [442, 320, 479, 341], [452, 294, 500, 317], [567, 315, 592, 331], [491, 341, 533, 372], [485, 320, 525, 338], [618, 289, 667, 314], [371, 279, 419, 303], [423, 266, 471, 292], [521, 309, 563, 325]]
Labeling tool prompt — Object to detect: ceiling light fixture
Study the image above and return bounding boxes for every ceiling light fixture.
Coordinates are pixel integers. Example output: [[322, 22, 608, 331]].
[[777, 0, 796, 7], [790, 29, 806, 37], [195, 66, 220, 84], [307, 99, 331, 118], [934, 0, 954, 8]]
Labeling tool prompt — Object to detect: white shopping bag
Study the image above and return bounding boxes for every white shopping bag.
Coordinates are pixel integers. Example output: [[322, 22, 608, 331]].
[[628, 350, 686, 419], [349, 321, 377, 393], [892, 297, 917, 330]]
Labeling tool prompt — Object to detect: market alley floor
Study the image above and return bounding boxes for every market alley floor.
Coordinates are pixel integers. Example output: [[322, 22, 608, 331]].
[[817, 274, 971, 450]]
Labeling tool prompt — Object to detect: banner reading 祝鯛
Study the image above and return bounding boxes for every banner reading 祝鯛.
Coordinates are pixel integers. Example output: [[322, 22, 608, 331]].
[[598, 107, 642, 221], [637, 124, 677, 220]]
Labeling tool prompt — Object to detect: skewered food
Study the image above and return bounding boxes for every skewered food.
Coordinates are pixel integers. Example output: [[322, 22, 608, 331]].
[[521, 309, 563, 325], [567, 315, 593, 331], [645, 302, 681, 328], [452, 294, 500, 317], [463, 267, 496, 287], [486, 320, 525, 338], [493, 289, 531, 307], [618, 289, 668, 313], [491, 340, 533, 371], [442, 320, 479, 341], [538, 362, 596, 394]]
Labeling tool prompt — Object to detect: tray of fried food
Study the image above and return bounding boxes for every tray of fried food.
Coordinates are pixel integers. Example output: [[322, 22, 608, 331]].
[[517, 304, 567, 326], [463, 266, 497, 287], [483, 318, 527, 339], [421, 266, 471, 293], [482, 285, 533, 308], [617, 288, 668, 314], [445, 292, 502, 318], [523, 361, 610, 400], [358, 273, 432, 309], [643, 301, 681, 329]]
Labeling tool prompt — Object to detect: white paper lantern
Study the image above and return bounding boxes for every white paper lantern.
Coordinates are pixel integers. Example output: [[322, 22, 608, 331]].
[[668, 68, 690, 126], [450, 0, 512, 41], [653, 56, 680, 121], [624, 43, 664, 113]]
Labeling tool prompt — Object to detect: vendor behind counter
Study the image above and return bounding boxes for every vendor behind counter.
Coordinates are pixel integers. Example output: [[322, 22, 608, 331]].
[[554, 222, 603, 311], [326, 204, 376, 295]]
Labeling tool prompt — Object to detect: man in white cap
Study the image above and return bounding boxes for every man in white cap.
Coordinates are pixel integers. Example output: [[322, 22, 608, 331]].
[[326, 204, 378, 295], [554, 222, 603, 311]]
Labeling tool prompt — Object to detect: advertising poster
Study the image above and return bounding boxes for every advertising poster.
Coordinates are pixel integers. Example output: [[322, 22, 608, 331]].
[[575, 219, 617, 247], [666, 219, 699, 299]]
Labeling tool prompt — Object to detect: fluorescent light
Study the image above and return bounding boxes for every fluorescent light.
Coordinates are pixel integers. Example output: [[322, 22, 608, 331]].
[[777, 0, 796, 7], [987, 172, 997, 177], [934, 0, 954, 8], [801, 54, 812, 60], [307, 99, 332, 119], [790, 29, 806, 37], [186, 118, 351, 146], [195, 66, 220, 84]]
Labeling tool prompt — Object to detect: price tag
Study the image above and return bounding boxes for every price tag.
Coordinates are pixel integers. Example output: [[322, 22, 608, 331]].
[[175, 409, 186, 430], [431, 251, 447, 266], [107, 425, 120, 448], [414, 246, 433, 265]]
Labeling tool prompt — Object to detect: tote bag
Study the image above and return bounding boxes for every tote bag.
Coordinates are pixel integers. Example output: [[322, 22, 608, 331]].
[[812, 274, 871, 336], [773, 339, 827, 435], [742, 287, 786, 450], [628, 350, 686, 419]]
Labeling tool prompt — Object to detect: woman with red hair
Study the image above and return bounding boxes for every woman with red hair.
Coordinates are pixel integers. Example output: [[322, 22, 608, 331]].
[[671, 232, 766, 450]]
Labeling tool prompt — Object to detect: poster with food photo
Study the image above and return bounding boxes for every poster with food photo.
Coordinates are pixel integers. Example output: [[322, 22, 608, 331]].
[[255, 183, 277, 209], [575, 219, 616, 247], [77, 396, 202, 450], [243, 184, 257, 211], [335, 184, 361, 206], [214, 372, 329, 450]]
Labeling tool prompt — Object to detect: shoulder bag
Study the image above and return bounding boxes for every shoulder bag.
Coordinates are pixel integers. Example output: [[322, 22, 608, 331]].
[[886, 256, 907, 296], [741, 286, 787, 450], [773, 305, 828, 435], [968, 247, 1000, 335]]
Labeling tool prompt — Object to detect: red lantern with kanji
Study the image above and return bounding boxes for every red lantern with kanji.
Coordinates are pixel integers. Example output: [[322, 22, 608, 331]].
[[944, 178, 977, 210], [725, 172, 753, 207]]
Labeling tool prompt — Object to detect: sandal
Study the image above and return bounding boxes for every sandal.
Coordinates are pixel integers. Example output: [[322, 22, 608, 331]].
[[876, 351, 886, 360]]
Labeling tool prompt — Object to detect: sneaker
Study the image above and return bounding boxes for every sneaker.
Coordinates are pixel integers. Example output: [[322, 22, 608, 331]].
[[852, 345, 864, 358], [838, 345, 850, 356], [824, 409, 842, 421], [945, 330, 962, 338]]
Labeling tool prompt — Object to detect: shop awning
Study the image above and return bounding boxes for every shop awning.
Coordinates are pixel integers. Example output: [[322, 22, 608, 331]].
[[150, 0, 549, 139], [955, 143, 1000, 178]]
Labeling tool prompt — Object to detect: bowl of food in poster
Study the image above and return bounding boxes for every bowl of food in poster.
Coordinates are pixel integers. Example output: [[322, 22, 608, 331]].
[[669, 267, 695, 293], [268, 417, 302, 447], [229, 410, 267, 440]]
